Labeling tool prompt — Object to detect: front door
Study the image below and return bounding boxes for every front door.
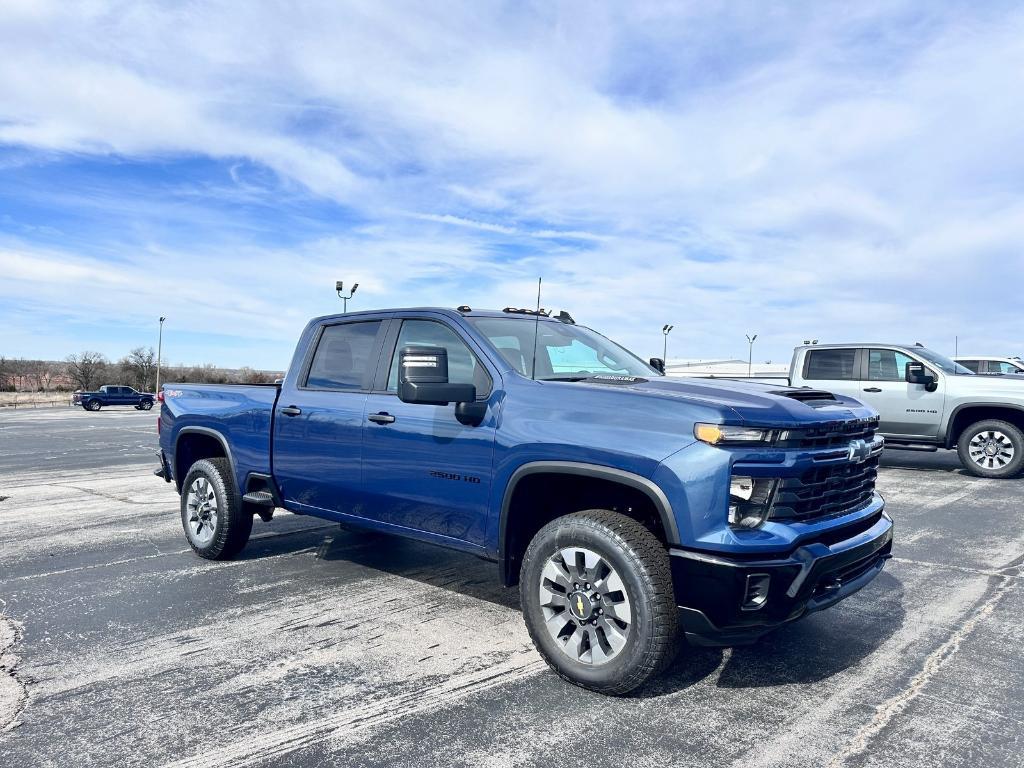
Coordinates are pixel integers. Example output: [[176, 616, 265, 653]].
[[361, 317, 499, 547], [273, 318, 387, 517], [856, 348, 945, 438]]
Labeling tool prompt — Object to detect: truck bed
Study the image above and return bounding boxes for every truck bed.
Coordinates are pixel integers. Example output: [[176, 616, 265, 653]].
[[160, 383, 281, 491]]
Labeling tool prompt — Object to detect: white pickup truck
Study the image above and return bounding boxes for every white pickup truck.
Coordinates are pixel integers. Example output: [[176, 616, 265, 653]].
[[785, 343, 1024, 478]]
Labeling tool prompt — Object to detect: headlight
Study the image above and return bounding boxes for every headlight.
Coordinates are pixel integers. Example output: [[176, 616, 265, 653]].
[[694, 423, 771, 445], [728, 476, 778, 530]]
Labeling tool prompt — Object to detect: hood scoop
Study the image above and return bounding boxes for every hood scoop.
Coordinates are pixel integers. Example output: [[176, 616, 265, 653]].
[[772, 388, 840, 404]]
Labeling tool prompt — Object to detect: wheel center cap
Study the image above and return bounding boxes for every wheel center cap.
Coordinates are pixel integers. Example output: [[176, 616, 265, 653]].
[[985, 442, 999, 456], [567, 591, 594, 621]]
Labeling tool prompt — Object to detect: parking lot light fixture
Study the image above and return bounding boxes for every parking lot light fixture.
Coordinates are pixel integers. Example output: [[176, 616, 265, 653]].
[[156, 316, 166, 394], [662, 324, 674, 362], [746, 333, 757, 377], [336, 281, 359, 313]]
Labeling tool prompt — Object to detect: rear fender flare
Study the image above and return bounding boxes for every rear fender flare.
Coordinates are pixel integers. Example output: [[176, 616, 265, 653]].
[[173, 426, 239, 495]]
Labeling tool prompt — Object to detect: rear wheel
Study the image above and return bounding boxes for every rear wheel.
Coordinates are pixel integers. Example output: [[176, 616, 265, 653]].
[[957, 419, 1024, 478], [180, 458, 252, 559], [520, 510, 678, 695]]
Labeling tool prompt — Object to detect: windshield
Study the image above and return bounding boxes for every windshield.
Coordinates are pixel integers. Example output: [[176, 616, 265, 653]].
[[916, 347, 975, 375], [467, 317, 658, 380]]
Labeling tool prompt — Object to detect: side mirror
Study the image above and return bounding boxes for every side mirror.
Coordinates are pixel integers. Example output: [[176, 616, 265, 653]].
[[905, 361, 938, 391], [398, 345, 476, 405], [649, 357, 666, 374]]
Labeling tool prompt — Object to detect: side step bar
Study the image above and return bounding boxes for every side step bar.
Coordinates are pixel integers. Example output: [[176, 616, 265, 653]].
[[884, 443, 939, 453], [242, 490, 276, 506]]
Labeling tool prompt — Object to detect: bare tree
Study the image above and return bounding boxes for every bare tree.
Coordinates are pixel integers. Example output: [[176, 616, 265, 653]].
[[21, 359, 45, 392], [236, 367, 275, 384], [37, 361, 59, 391], [66, 351, 109, 391], [0, 357, 13, 392], [119, 346, 157, 391]]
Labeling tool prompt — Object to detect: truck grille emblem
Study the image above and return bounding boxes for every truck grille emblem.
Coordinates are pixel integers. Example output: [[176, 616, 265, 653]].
[[847, 439, 871, 464]]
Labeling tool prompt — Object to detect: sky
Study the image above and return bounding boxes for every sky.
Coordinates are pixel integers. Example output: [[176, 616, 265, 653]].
[[1, 0, 1022, 370]]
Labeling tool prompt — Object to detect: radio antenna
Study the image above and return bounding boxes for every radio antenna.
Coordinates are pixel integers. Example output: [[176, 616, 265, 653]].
[[530, 277, 542, 380]]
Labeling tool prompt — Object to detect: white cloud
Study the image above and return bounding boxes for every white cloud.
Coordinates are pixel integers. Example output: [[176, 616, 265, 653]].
[[0, 1, 1022, 363]]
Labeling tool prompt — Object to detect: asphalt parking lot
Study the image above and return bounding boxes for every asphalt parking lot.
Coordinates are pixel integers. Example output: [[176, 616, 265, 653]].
[[1, 408, 1021, 768]]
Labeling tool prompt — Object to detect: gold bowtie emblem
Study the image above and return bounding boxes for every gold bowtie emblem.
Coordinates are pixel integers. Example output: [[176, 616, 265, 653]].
[[576, 595, 584, 616]]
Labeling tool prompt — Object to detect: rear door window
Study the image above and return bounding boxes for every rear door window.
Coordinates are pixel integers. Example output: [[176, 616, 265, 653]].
[[305, 321, 383, 390], [804, 349, 858, 380]]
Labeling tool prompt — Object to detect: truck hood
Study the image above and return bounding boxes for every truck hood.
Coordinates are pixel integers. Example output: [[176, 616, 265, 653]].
[[543, 376, 875, 426]]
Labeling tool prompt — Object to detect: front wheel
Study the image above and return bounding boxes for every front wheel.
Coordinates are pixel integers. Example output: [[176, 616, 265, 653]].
[[520, 510, 678, 695], [180, 458, 252, 559], [139, 399, 154, 411], [84, 399, 101, 411], [957, 419, 1024, 478]]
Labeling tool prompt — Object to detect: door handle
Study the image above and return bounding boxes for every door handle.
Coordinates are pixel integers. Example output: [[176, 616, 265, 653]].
[[862, 387, 882, 393], [368, 412, 396, 424], [280, 405, 302, 416]]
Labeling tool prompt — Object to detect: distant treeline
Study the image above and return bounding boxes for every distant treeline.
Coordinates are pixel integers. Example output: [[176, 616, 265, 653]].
[[0, 349, 282, 393]]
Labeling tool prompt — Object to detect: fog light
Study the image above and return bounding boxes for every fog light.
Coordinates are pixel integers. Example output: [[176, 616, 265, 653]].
[[742, 573, 771, 611], [729, 505, 769, 529]]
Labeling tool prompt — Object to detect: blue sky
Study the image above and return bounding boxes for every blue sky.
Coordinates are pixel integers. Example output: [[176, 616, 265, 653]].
[[1, 1, 1022, 369]]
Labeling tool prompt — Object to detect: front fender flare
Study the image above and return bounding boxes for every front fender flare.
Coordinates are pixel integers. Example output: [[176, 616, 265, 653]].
[[497, 460, 679, 584]]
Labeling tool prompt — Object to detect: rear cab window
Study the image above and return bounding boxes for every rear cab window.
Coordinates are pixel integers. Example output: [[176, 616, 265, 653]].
[[304, 321, 384, 390], [803, 348, 858, 380]]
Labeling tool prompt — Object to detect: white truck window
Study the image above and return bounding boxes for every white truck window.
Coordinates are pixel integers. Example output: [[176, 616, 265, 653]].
[[804, 349, 857, 380]]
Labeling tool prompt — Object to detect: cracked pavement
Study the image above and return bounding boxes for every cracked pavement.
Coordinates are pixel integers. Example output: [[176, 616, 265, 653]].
[[0, 408, 1021, 767]]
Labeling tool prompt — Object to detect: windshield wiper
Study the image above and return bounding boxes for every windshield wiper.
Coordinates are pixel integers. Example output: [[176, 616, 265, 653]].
[[540, 376, 590, 382]]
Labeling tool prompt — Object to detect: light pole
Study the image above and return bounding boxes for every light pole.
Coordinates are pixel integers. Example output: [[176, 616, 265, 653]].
[[746, 333, 757, 377], [336, 281, 359, 313], [662, 324, 674, 362], [156, 316, 166, 394]]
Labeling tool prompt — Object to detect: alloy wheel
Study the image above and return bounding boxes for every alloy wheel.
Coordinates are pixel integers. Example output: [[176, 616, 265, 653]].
[[538, 547, 632, 666], [185, 477, 219, 545], [968, 430, 1015, 470]]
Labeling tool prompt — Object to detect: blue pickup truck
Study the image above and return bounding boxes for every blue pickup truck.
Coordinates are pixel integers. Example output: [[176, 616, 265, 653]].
[[155, 307, 893, 694], [73, 385, 155, 411]]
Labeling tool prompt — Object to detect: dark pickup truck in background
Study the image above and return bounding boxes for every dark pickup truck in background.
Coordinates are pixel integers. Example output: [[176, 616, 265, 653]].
[[73, 385, 155, 411], [155, 306, 893, 694]]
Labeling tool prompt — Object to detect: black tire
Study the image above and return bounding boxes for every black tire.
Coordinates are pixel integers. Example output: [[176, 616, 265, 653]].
[[957, 419, 1024, 478], [180, 458, 252, 560], [520, 509, 678, 695], [85, 399, 101, 411], [139, 399, 154, 411]]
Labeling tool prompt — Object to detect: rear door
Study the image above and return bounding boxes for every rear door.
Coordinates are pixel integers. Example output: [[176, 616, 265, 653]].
[[272, 316, 389, 516], [857, 347, 945, 438], [360, 315, 499, 547]]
